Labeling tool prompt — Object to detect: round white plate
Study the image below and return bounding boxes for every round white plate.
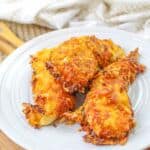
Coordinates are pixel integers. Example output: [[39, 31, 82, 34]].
[[0, 27, 150, 150]]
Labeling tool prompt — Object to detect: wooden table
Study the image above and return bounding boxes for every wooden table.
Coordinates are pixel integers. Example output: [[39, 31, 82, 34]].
[[0, 131, 24, 150]]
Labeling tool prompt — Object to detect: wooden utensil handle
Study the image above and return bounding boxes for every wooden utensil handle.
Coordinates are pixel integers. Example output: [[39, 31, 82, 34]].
[[0, 22, 24, 55]]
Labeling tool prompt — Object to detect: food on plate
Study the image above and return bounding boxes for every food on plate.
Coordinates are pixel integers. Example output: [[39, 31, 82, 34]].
[[46, 36, 125, 93], [63, 50, 145, 145], [23, 49, 75, 128], [22, 35, 145, 146]]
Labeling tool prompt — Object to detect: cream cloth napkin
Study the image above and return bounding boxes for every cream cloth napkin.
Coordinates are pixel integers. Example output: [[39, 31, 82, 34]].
[[0, 0, 150, 39]]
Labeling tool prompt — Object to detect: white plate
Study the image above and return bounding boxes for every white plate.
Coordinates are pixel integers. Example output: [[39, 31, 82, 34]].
[[0, 27, 150, 150]]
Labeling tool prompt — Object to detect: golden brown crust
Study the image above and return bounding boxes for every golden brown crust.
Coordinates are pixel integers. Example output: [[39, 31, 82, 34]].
[[46, 36, 125, 93], [82, 50, 145, 145], [83, 133, 128, 145], [64, 50, 145, 145], [23, 49, 75, 128]]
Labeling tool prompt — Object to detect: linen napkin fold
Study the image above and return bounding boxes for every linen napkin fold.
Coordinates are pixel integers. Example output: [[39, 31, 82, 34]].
[[0, 0, 150, 39]]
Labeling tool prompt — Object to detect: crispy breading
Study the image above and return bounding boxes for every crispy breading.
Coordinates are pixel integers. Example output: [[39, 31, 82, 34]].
[[46, 36, 125, 93], [23, 49, 75, 128], [64, 50, 145, 145]]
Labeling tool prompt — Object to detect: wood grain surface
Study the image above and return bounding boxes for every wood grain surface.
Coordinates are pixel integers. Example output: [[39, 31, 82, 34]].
[[0, 131, 24, 150]]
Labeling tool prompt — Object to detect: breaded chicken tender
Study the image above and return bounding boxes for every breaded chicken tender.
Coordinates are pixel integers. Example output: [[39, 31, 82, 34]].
[[23, 49, 75, 128], [46, 36, 125, 93], [64, 50, 145, 145]]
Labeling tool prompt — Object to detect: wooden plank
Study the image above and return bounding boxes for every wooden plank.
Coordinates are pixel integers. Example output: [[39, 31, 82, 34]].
[[0, 22, 23, 55], [0, 131, 24, 150]]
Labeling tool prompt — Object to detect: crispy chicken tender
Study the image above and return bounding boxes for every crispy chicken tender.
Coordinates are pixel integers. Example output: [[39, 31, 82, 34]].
[[64, 50, 145, 145], [46, 36, 125, 93], [23, 49, 75, 128]]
